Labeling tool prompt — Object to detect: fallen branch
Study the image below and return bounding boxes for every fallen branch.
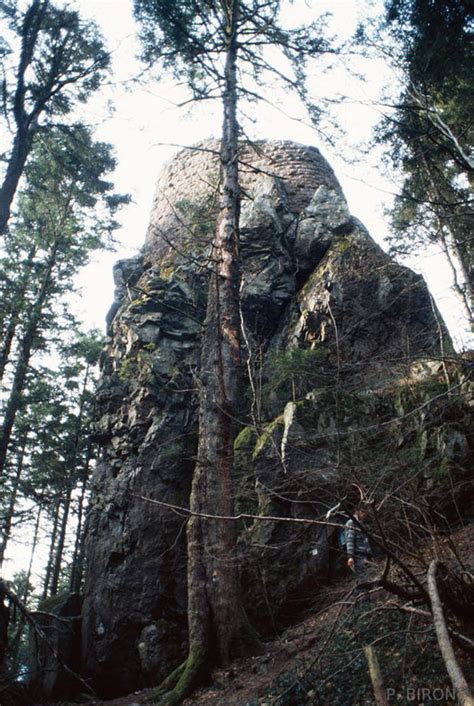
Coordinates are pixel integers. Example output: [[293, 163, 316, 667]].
[[382, 601, 474, 651], [133, 493, 431, 603], [363, 644, 387, 706], [427, 561, 474, 706]]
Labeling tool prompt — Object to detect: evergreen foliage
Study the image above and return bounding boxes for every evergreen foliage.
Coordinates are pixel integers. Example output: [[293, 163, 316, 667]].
[[373, 0, 473, 321], [134, 0, 331, 120], [0, 10, 126, 679], [0, 124, 127, 478], [0, 1, 471, 702], [0, 0, 110, 233]]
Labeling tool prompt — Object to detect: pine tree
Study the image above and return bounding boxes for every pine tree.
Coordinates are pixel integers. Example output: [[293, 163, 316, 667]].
[[374, 0, 473, 323], [133, 2, 332, 701], [0, 0, 110, 234], [0, 329, 102, 680], [0, 124, 127, 478]]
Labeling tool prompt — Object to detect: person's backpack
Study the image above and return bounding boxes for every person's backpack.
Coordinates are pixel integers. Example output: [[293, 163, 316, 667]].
[[338, 522, 348, 550]]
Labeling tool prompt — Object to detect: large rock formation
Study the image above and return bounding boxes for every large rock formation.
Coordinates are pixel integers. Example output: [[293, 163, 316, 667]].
[[81, 141, 471, 697]]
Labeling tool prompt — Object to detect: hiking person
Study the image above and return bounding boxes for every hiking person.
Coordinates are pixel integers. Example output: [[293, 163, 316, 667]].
[[345, 508, 371, 598]]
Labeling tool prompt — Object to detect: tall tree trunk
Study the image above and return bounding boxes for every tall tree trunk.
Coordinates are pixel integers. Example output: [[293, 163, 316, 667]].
[[0, 0, 48, 235], [421, 154, 473, 325], [49, 491, 72, 596], [0, 244, 37, 383], [0, 130, 34, 235], [427, 561, 474, 706], [23, 504, 41, 604], [0, 433, 28, 567], [69, 444, 92, 594], [439, 233, 472, 326], [42, 499, 60, 601], [49, 363, 89, 595], [186, 13, 243, 666], [10, 505, 42, 670], [0, 240, 58, 477], [155, 4, 255, 704]]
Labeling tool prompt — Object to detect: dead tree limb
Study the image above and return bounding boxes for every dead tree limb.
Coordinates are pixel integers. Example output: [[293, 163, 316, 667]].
[[363, 645, 387, 706], [382, 601, 474, 651], [427, 561, 474, 706]]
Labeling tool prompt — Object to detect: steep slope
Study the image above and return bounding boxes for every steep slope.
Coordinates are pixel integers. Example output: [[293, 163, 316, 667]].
[[57, 526, 474, 705]]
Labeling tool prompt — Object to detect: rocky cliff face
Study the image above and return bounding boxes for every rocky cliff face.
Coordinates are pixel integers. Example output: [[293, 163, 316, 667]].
[[81, 141, 471, 697]]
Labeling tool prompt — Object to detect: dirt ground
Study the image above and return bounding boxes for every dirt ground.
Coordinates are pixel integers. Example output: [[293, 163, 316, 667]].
[[52, 523, 474, 706]]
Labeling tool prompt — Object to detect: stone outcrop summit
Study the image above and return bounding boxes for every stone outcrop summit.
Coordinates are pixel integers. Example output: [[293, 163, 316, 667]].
[[79, 140, 469, 698]]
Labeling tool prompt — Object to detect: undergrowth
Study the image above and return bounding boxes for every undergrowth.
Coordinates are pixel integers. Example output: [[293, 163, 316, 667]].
[[244, 605, 471, 705]]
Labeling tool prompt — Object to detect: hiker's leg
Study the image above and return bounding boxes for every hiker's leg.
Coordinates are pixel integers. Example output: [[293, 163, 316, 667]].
[[354, 556, 368, 582], [354, 556, 369, 601]]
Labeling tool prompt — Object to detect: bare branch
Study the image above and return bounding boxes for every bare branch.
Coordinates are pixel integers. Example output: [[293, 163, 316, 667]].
[[427, 561, 474, 706]]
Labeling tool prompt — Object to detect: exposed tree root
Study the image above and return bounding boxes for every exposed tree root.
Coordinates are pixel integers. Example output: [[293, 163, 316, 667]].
[[145, 609, 260, 706], [144, 660, 186, 703], [146, 647, 206, 706]]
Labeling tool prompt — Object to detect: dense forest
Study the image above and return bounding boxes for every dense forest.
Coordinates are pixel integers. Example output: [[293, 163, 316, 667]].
[[0, 1, 472, 705]]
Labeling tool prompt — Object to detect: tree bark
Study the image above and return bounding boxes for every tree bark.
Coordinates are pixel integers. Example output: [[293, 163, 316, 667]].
[[420, 155, 473, 325], [153, 2, 254, 703], [0, 0, 48, 235], [186, 0, 243, 665], [42, 499, 60, 601], [23, 505, 42, 604], [49, 491, 72, 596], [0, 244, 37, 383], [363, 645, 387, 706], [0, 433, 28, 567], [69, 444, 92, 594], [50, 364, 90, 595], [10, 505, 42, 670], [0, 130, 34, 235]]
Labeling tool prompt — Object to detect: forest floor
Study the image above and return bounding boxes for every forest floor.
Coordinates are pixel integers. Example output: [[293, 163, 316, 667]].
[[53, 523, 474, 706], [55, 597, 353, 706]]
